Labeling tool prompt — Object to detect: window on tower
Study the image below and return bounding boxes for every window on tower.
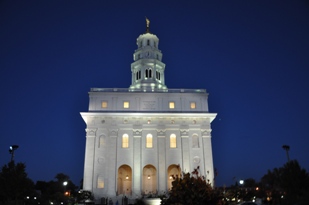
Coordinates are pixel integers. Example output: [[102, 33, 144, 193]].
[[149, 69, 152, 78], [146, 134, 153, 148], [145, 68, 152, 78], [122, 134, 129, 148], [156, 71, 161, 80], [169, 102, 175, 109], [190, 102, 196, 109], [123, 101, 130, 108], [101, 101, 108, 108], [147, 40, 150, 45], [170, 134, 176, 148]]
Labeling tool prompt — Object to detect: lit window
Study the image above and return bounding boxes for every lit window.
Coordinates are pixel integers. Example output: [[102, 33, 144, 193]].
[[122, 134, 129, 148], [99, 136, 104, 148], [97, 177, 104, 188], [170, 134, 176, 148], [124, 101, 130, 108], [146, 134, 153, 148], [169, 102, 175, 109], [190, 102, 196, 109], [101, 101, 108, 108]]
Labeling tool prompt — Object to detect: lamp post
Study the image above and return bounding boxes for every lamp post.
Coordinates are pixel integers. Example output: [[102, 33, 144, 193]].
[[9, 145, 19, 162], [282, 145, 290, 162]]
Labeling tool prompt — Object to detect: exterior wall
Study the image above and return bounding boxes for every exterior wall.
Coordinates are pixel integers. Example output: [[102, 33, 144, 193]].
[[88, 90, 209, 113], [81, 98, 216, 203]]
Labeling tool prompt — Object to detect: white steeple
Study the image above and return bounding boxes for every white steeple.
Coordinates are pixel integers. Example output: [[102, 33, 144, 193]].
[[129, 18, 167, 92]]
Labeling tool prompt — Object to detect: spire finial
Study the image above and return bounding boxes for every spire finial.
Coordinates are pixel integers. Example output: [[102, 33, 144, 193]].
[[145, 17, 150, 33]]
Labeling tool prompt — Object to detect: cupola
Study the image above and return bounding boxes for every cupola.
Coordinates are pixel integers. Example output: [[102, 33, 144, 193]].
[[129, 18, 167, 92]]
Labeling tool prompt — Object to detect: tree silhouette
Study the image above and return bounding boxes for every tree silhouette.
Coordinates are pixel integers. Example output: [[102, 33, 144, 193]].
[[0, 161, 35, 205], [261, 160, 309, 204], [161, 167, 220, 205]]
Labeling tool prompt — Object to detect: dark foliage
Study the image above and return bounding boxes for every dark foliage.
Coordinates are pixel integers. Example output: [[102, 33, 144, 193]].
[[160, 167, 221, 205], [0, 161, 35, 205]]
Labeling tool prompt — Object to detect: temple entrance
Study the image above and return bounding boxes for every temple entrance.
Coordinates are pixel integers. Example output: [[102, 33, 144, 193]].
[[142, 164, 157, 194], [167, 164, 181, 190], [117, 165, 132, 195]]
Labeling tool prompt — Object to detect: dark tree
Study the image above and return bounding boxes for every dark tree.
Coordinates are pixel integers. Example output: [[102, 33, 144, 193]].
[[0, 161, 35, 205], [161, 167, 220, 205], [261, 160, 309, 205]]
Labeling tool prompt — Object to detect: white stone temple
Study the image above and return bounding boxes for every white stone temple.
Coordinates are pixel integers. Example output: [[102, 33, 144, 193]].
[[80, 19, 217, 203]]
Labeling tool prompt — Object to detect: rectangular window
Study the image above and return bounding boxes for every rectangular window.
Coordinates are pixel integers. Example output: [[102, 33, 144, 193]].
[[190, 102, 196, 109], [170, 134, 177, 148], [122, 134, 129, 148], [97, 177, 104, 188], [123, 101, 130, 108], [146, 134, 153, 148], [101, 101, 108, 108], [169, 102, 175, 109]]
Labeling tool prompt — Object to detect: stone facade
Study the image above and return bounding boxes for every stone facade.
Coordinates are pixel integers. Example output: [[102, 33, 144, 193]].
[[80, 21, 217, 203]]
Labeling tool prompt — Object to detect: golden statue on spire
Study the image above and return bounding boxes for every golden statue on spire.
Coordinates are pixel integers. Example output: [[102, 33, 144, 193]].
[[145, 17, 150, 33]]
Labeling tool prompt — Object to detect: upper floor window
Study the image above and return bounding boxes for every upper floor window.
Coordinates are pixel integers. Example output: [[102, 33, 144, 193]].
[[136, 70, 141, 81], [156, 71, 161, 80], [190, 102, 196, 109], [169, 102, 175, 109], [122, 134, 129, 148], [146, 134, 153, 148], [123, 101, 130, 108], [170, 134, 176, 148], [101, 101, 108, 108], [192, 134, 199, 148], [145, 68, 152, 78], [147, 40, 150, 45]]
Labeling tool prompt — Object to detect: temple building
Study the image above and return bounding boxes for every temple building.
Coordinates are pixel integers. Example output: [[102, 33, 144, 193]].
[[80, 19, 217, 203]]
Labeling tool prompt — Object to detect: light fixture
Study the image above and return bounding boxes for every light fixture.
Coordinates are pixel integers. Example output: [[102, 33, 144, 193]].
[[126, 175, 129, 180], [147, 175, 151, 180], [169, 175, 172, 179]]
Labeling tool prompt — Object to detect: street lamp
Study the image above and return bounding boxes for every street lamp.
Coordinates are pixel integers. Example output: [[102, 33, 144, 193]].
[[282, 145, 290, 162], [9, 145, 19, 162], [239, 180, 244, 185]]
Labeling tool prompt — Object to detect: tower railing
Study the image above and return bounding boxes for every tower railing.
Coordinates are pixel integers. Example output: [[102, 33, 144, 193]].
[[90, 88, 206, 93]]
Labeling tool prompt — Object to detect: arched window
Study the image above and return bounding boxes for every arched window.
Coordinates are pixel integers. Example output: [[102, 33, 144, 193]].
[[147, 40, 150, 45], [122, 134, 129, 148], [156, 71, 161, 80], [146, 134, 153, 148], [145, 69, 148, 78], [145, 68, 152, 78], [192, 134, 199, 148], [170, 134, 176, 148], [149, 69, 152, 78]]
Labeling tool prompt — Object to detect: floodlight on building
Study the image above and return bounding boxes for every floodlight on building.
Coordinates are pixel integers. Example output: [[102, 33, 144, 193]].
[[148, 175, 151, 180], [239, 180, 244, 185]]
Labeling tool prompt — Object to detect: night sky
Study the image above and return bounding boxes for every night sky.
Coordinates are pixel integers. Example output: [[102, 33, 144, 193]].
[[1, 1, 309, 187]]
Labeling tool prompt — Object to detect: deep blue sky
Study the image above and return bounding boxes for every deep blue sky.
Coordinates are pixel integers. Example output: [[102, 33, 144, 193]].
[[1, 1, 309, 187]]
